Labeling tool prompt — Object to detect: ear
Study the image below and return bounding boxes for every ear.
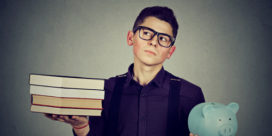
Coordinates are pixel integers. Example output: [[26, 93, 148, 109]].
[[167, 45, 176, 59], [127, 30, 134, 46], [227, 102, 239, 114], [202, 104, 214, 118]]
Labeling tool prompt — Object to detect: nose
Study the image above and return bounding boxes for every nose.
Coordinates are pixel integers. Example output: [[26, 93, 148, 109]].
[[148, 34, 159, 47], [219, 125, 234, 136]]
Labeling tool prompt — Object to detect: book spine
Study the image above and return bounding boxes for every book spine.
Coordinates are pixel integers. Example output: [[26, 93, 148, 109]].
[[29, 74, 105, 90], [32, 94, 103, 109], [30, 85, 104, 99], [31, 105, 102, 116], [31, 104, 103, 110]]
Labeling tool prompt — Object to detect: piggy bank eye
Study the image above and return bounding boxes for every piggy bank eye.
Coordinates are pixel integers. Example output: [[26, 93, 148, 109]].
[[218, 119, 222, 122], [229, 118, 232, 120]]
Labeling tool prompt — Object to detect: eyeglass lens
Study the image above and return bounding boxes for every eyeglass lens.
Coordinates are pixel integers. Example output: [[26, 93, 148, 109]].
[[139, 27, 172, 47]]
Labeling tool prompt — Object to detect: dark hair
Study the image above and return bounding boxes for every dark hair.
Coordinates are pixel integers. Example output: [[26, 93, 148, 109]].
[[132, 6, 179, 38]]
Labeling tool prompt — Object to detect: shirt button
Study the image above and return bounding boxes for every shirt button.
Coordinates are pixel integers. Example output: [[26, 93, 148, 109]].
[[141, 93, 146, 97]]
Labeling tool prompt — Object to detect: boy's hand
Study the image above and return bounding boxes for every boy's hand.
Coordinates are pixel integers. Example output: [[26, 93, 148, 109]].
[[189, 133, 198, 136], [44, 114, 88, 128]]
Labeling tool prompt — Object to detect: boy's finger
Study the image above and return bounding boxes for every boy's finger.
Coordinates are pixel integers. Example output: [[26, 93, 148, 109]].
[[44, 113, 52, 118], [189, 133, 198, 136], [52, 114, 59, 118], [56, 118, 65, 122], [74, 116, 89, 123], [71, 115, 82, 120], [44, 114, 58, 120], [62, 115, 72, 122]]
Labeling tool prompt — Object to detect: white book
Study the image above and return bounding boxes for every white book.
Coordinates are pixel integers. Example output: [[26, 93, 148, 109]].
[[31, 105, 102, 116], [30, 85, 104, 99], [29, 74, 104, 90]]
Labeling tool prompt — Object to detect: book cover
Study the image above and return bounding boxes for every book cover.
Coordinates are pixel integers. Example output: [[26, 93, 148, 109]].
[[30, 85, 104, 99], [29, 73, 105, 90], [31, 105, 102, 116], [32, 94, 103, 109]]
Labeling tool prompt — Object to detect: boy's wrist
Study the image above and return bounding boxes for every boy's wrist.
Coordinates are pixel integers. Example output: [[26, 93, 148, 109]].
[[72, 121, 89, 129], [72, 121, 90, 129], [73, 122, 90, 136]]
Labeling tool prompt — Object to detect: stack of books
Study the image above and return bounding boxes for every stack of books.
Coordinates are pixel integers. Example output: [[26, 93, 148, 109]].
[[29, 74, 105, 116]]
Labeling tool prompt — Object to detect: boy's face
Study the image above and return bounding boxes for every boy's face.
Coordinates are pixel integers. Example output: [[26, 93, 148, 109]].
[[127, 16, 176, 67]]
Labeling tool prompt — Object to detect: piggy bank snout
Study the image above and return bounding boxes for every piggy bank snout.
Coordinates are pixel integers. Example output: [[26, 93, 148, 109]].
[[219, 125, 234, 136]]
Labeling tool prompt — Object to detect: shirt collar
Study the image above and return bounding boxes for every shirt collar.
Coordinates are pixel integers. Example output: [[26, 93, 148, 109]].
[[126, 63, 166, 88]]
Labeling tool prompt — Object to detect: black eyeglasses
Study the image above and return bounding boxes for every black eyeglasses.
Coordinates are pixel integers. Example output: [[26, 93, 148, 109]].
[[133, 26, 175, 48]]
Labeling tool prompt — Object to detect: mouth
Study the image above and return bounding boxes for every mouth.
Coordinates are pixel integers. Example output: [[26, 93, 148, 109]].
[[144, 50, 156, 55]]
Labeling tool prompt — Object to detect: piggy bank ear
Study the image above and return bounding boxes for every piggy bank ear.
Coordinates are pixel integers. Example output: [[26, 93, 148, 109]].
[[202, 104, 214, 118], [227, 102, 239, 114]]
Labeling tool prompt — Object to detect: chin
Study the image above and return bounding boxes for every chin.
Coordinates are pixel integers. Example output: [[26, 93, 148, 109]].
[[135, 55, 164, 66], [141, 60, 163, 66]]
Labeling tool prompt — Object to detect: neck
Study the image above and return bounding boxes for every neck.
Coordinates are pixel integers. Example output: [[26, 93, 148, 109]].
[[133, 62, 162, 86]]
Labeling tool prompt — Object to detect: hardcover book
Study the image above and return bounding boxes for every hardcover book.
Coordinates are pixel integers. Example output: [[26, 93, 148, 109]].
[[29, 74, 104, 90], [29, 73, 105, 116], [31, 105, 102, 116], [30, 85, 104, 99], [31, 94, 103, 109]]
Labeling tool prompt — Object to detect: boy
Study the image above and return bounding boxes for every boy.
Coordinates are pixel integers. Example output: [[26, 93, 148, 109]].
[[45, 6, 204, 136]]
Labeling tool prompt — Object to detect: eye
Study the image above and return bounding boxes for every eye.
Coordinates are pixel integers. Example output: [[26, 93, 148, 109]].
[[143, 31, 149, 35], [159, 36, 170, 42], [229, 118, 232, 120], [218, 119, 222, 122], [160, 37, 167, 42], [142, 29, 153, 36]]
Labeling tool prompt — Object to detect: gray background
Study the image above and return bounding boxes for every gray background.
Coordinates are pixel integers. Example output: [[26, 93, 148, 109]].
[[1, 0, 271, 135]]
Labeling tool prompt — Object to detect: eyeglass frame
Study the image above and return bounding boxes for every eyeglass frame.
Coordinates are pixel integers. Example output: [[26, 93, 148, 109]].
[[133, 26, 176, 48]]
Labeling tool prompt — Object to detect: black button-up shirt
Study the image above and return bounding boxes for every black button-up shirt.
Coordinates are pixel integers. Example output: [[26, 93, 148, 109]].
[[74, 64, 205, 136]]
